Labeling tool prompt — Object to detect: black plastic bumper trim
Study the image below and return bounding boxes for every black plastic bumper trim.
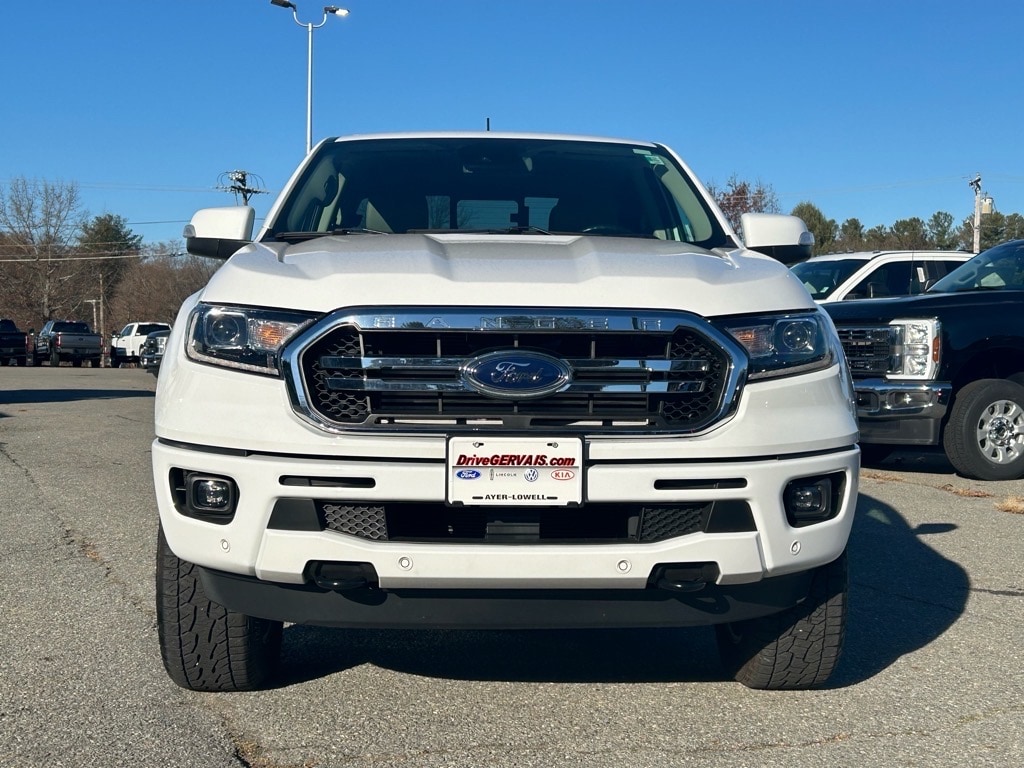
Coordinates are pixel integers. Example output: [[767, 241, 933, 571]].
[[197, 566, 815, 630]]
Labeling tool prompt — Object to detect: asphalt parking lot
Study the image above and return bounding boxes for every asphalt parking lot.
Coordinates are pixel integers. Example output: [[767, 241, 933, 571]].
[[0, 366, 1021, 767]]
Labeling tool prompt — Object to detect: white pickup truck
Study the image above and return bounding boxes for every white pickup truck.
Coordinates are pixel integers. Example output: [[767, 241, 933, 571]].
[[153, 132, 859, 692], [110, 321, 171, 367]]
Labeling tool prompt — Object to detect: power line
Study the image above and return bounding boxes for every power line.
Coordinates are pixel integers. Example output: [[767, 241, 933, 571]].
[[217, 170, 268, 205], [0, 252, 186, 263]]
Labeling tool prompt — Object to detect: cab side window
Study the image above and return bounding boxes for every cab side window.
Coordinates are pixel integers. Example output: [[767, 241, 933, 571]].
[[850, 262, 914, 298]]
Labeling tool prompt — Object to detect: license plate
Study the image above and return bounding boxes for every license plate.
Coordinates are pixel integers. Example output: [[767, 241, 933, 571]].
[[446, 436, 583, 506]]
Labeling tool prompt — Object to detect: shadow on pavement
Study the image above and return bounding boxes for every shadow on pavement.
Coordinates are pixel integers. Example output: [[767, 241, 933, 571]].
[[272, 491, 968, 689], [860, 445, 957, 475], [0, 388, 154, 412]]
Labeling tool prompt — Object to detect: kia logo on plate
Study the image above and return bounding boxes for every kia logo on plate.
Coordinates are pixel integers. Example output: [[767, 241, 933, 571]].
[[461, 350, 572, 399]]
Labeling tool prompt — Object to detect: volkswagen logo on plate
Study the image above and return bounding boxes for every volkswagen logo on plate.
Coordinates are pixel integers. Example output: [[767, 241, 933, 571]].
[[461, 350, 572, 399]]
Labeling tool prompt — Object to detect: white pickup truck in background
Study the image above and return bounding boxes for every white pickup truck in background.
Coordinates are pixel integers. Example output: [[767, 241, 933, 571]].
[[153, 132, 859, 693], [110, 321, 171, 367]]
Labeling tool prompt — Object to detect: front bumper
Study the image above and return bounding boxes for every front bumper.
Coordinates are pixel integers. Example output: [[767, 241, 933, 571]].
[[197, 564, 819, 629], [853, 378, 951, 445], [153, 438, 858, 623]]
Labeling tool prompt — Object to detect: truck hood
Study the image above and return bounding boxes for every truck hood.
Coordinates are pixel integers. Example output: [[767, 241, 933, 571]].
[[198, 233, 815, 317], [824, 289, 1024, 324]]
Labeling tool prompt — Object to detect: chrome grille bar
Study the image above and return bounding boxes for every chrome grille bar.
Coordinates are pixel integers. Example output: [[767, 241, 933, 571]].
[[282, 307, 747, 435]]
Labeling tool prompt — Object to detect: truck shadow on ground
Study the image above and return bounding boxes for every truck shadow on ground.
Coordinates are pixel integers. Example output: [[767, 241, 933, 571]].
[[0, 388, 154, 413], [274, 492, 968, 689], [860, 446, 957, 475]]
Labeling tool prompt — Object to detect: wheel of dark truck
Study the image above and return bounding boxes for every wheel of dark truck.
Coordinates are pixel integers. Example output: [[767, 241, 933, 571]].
[[0, 357, 8, 366], [943, 378, 1024, 480], [109, 357, 121, 368], [716, 550, 847, 690], [49, 349, 59, 367], [15, 356, 26, 366], [156, 525, 282, 692]]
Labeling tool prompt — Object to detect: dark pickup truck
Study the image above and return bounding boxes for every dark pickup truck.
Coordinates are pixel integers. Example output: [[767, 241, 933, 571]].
[[33, 320, 103, 368], [0, 318, 29, 366], [825, 238, 1024, 480]]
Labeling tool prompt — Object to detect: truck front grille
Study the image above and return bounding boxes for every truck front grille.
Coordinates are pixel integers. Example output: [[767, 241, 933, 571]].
[[284, 309, 743, 434], [836, 326, 894, 376]]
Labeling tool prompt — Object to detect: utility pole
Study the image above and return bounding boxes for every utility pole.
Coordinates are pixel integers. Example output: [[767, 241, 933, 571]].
[[217, 170, 268, 205], [970, 174, 982, 254], [969, 174, 994, 254]]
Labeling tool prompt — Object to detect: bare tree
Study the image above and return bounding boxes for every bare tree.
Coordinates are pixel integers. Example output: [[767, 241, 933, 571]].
[[706, 175, 780, 233], [0, 177, 86, 329], [107, 242, 219, 331]]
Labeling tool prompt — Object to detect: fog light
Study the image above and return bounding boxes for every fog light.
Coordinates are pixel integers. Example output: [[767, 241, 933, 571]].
[[784, 475, 840, 528], [194, 479, 231, 509], [185, 473, 238, 522], [788, 484, 825, 513]]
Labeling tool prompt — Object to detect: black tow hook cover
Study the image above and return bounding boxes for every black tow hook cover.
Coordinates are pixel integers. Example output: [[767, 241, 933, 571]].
[[652, 562, 720, 593], [310, 561, 378, 591]]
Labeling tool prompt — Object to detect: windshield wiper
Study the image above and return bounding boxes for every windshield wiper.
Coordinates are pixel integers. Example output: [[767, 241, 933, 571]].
[[271, 228, 389, 242]]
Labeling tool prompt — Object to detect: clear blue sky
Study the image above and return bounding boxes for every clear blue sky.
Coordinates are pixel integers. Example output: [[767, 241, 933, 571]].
[[2, 0, 1021, 246]]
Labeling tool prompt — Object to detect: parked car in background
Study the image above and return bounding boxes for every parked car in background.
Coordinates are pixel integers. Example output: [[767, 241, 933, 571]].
[[33, 320, 103, 367], [825, 239, 1024, 480], [140, 329, 170, 377], [791, 250, 971, 302], [0, 318, 29, 366], [110, 321, 172, 367]]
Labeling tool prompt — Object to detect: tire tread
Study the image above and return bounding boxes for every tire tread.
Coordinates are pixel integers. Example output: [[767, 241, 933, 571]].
[[156, 527, 281, 692], [717, 551, 847, 690]]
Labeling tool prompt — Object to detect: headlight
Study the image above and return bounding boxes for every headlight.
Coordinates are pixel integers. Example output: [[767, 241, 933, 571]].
[[186, 304, 318, 375], [890, 319, 940, 380], [715, 310, 835, 380]]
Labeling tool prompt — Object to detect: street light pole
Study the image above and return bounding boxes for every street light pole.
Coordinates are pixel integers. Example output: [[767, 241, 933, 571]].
[[270, 1, 350, 154]]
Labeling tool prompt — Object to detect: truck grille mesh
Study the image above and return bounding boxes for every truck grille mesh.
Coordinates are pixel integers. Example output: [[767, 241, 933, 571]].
[[836, 327, 894, 375], [318, 501, 727, 543], [290, 310, 739, 434]]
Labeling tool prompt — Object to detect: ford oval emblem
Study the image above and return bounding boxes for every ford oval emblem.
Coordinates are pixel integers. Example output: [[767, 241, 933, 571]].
[[456, 469, 481, 480], [461, 350, 572, 399]]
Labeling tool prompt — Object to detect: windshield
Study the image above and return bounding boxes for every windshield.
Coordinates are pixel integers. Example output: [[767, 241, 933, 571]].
[[54, 322, 90, 333], [266, 137, 729, 247], [789, 258, 867, 300], [929, 240, 1024, 293]]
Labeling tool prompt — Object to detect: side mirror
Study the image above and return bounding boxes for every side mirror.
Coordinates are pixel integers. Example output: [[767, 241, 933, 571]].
[[741, 213, 815, 266], [184, 206, 255, 259]]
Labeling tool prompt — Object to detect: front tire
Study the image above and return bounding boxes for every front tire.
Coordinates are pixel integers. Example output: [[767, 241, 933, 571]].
[[156, 526, 282, 692], [716, 550, 847, 690], [49, 349, 60, 367], [943, 379, 1024, 480]]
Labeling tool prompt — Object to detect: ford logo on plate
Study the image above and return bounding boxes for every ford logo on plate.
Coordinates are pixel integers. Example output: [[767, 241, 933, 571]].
[[455, 469, 481, 480], [461, 350, 572, 399]]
